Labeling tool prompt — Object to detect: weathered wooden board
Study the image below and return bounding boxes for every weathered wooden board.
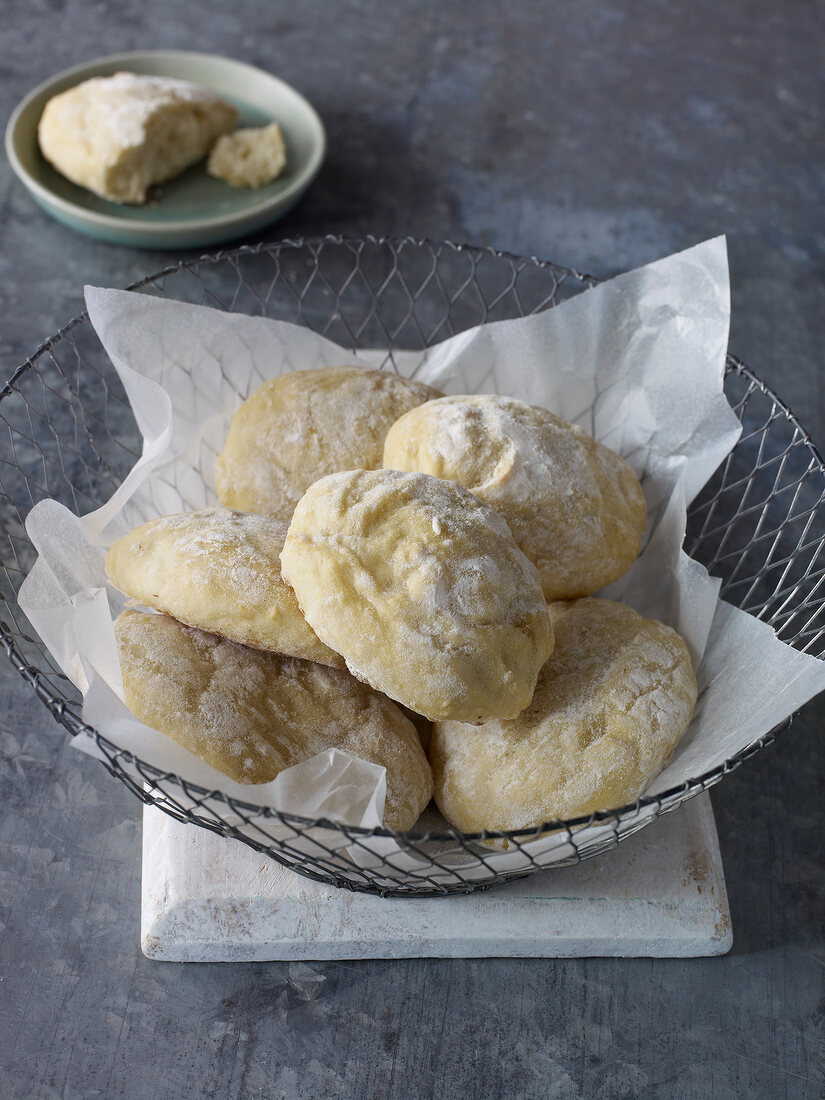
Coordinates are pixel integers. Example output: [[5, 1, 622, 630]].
[[141, 792, 731, 960]]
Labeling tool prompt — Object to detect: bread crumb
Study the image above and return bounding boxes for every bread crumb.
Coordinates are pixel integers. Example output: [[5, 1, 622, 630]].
[[207, 122, 287, 188]]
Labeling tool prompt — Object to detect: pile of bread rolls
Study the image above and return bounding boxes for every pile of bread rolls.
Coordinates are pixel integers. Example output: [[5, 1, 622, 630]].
[[106, 366, 697, 835]]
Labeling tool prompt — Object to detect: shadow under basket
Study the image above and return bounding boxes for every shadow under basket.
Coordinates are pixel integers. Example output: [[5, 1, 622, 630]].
[[2, 236, 824, 897]]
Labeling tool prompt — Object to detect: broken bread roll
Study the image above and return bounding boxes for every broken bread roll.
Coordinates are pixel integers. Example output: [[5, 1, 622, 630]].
[[215, 366, 441, 523], [383, 394, 646, 599], [105, 508, 344, 669], [38, 71, 237, 204], [207, 122, 287, 187], [430, 598, 697, 834], [115, 608, 432, 831], [280, 468, 554, 723]]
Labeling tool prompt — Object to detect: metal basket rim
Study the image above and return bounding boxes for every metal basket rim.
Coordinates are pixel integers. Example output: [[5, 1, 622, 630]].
[[1, 235, 822, 847]]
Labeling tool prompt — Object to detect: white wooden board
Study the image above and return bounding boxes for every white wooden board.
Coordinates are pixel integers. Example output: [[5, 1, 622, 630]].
[[141, 792, 731, 960]]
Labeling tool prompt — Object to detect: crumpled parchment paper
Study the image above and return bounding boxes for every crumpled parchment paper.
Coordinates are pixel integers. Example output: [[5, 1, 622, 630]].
[[17, 238, 825, 857]]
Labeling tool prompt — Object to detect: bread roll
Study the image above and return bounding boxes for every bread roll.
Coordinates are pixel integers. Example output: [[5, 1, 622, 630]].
[[115, 609, 432, 831], [215, 367, 440, 523], [38, 71, 237, 204], [280, 468, 554, 722], [430, 598, 697, 833], [105, 508, 344, 668], [383, 394, 646, 599]]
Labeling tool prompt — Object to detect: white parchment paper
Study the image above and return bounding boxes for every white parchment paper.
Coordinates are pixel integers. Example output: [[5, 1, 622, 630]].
[[17, 237, 825, 847]]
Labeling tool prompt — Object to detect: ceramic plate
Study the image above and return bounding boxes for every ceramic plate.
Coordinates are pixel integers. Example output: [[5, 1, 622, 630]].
[[5, 50, 326, 249]]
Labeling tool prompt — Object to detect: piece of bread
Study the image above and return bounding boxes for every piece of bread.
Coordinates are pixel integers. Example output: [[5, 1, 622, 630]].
[[115, 609, 432, 831], [383, 394, 647, 599], [430, 598, 697, 834], [38, 71, 238, 204], [215, 367, 441, 523], [280, 468, 554, 723], [105, 508, 344, 669], [207, 122, 287, 187]]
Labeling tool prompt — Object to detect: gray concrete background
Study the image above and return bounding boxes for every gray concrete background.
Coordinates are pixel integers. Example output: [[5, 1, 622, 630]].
[[1, 2, 824, 1097]]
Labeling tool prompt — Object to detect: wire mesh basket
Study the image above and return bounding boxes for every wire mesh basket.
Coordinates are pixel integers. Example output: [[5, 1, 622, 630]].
[[2, 236, 825, 897]]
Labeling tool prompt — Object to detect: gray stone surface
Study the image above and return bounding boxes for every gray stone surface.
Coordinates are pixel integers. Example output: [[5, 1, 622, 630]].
[[1, 1, 824, 1097]]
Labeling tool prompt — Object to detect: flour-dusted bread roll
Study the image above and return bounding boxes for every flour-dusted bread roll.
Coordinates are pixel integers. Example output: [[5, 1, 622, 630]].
[[105, 508, 344, 669], [430, 598, 697, 834], [38, 72, 238, 204], [115, 609, 432, 831], [207, 122, 287, 187], [383, 394, 647, 600], [215, 367, 441, 523], [280, 469, 554, 723]]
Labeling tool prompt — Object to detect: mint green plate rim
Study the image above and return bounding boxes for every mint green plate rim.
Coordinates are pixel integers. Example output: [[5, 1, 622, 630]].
[[4, 50, 326, 246]]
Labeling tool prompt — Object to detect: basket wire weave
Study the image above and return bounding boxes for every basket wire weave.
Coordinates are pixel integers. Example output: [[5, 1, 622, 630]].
[[2, 236, 824, 897]]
